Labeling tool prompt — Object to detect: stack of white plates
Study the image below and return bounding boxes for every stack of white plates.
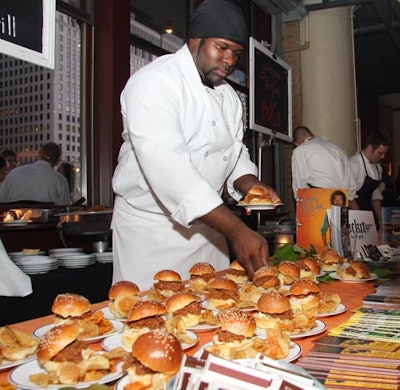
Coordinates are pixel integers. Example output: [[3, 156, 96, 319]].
[[58, 253, 96, 268], [13, 255, 59, 275], [8, 251, 46, 262], [48, 247, 84, 257], [95, 252, 113, 263]]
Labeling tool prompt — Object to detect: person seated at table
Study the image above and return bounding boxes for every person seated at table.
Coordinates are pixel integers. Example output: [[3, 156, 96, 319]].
[[0, 142, 70, 205]]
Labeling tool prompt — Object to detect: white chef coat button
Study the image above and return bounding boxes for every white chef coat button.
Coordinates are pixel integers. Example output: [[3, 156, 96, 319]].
[[223, 156, 227, 161], [212, 121, 216, 126], [204, 152, 209, 157]]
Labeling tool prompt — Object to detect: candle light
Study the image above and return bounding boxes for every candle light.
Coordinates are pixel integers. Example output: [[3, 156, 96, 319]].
[[274, 233, 295, 249]]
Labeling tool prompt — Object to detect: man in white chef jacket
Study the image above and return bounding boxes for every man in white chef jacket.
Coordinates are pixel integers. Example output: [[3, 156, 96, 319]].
[[112, 0, 279, 290]]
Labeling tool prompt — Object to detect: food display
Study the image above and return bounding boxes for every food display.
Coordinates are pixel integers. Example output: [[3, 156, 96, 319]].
[[0, 326, 38, 362], [239, 185, 281, 205], [203, 277, 239, 310], [337, 260, 371, 280], [317, 247, 345, 271]]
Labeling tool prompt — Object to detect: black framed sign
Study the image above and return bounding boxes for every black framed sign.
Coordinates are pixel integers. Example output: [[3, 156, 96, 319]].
[[249, 37, 292, 142], [0, 0, 55, 69]]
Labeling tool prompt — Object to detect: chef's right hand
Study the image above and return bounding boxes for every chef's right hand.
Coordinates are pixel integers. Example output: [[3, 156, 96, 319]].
[[230, 225, 270, 281]]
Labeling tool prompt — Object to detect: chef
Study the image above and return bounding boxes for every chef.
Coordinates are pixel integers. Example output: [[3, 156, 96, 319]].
[[111, 0, 279, 289]]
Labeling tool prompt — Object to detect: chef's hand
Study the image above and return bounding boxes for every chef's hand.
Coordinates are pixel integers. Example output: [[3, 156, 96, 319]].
[[230, 224, 270, 280]]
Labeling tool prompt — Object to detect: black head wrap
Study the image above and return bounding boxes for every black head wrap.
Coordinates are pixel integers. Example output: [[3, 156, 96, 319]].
[[189, 0, 248, 47]]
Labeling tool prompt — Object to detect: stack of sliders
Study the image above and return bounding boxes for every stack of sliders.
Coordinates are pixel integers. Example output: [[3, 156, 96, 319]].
[[123, 330, 183, 390], [224, 260, 249, 284], [121, 300, 166, 349], [187, 262, 216, 294], [206, 309, 290, 360], [337, 259, 371, 280], [51, 293, 114, 339], [108, 280, 141, 319], [31, 323, 129, 386], [0, 326, 38, 362]]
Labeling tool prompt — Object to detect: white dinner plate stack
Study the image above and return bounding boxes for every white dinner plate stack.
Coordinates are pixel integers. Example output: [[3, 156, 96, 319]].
[[8, 251, 46, 262], [95, 252, 113, 264], [13, 255, 59, 275], [58, 253, 96, 268]]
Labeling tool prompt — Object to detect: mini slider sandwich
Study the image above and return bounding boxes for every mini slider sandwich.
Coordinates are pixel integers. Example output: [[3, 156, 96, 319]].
[[51, 293, 113, 339], [277, 261, 300, 286], [240, 185, 281, 205], [337, 260, 371, 280], [204, 278, 239, 310], [252, 266, 280, 290], [151, 270, 184, 300], [108, 280, 141, 319], [188, 262, 216, 294], [121, 300, 166, 349], [317, 247, 344, 272], [225, 260, 249, 283], [124, 330, 183, 390]]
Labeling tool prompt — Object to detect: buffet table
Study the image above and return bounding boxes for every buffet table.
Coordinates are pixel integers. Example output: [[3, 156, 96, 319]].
[[0, 279, 377, 388]]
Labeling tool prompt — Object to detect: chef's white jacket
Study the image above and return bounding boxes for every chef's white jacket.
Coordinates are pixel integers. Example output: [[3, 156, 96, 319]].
[[112, 44, 257, 289], [291, 137, 357, 201]]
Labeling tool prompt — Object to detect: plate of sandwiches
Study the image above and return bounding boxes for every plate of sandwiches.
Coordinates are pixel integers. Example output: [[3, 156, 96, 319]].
[[237, 186, 283, 211]]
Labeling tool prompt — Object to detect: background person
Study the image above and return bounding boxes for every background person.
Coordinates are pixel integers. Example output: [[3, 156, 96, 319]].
[[111, 0, 280, 289], [0, 142, 70, 205], [349, 131, 391, 226], [291, 126, 357, 202], [0, 149, 18, 175], [0, 156, 7, 190]]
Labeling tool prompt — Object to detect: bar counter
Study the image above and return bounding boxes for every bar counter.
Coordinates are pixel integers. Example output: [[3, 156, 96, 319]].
[[0, 278, 377, 388]]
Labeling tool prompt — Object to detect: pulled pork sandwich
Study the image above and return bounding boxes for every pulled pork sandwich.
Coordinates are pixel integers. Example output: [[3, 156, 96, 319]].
[[33, 323, 128, 386], [121, 300, 166, 349], [289, 280, 320, 332], [225, 260, 249, 283], [165, 292, 203, 329], [254, 291, 295, 333], [0, 326, 38, 362], [108, 281, 141, 319], [277, 261, 300, 286], [204, 278, 239, 310], [317, 247, 344, 272], [151, 270, 184, 300], [124, 330, 183, 390], [207, 309, 289, 360], [188, 262, 216, 293], [295, 258, 321, 280], [51, 293, 114, 339], [337, 260, 371, 280], [252, 266, 280, 290]]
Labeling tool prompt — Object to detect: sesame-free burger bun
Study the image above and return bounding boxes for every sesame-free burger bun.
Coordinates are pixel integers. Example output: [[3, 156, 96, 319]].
[[289, 280, 320, 296], [127, 300, 166, 322], [108, 280, 140, 300], [349, 260, 370, 278], [302, 258, 321, 275], [207, 277, 238, 291], [36, 323, 81, 365], [132, 330, 183, 375], [153, 270, 181, 282], [51, 293, 91, 318], [165, 292, 198, 313], [257, 291, 291, 314], [217, 309, 256, 338]]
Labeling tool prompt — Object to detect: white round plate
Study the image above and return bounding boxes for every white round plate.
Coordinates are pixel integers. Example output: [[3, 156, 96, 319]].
[[236, 203, 283, 211], [0, 354, 36, 372], [33, 320, 123, 342], [317, 303, 347, 318], [102, 330, 198, 351], [8, 251, 45, 257], [96, 306, 127, 322], [201, 300, 253, 312], [289, 319, 326, 339], [9, 358, 125, 390], [330, 272, 378, 283], [197, 341, 301, 363], [2, 220, 32, 226]]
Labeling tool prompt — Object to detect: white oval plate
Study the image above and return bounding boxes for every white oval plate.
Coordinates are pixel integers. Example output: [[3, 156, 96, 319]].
[[317, 303, 347, 318], [33, 320, 123, 343], [236, 203, 283, 211], [330, 272, 378, 283], [0, 354, 36, 372], [197, 341, 301, 363], [102, 330, 198, 352], [9, 358, 124, 390]]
